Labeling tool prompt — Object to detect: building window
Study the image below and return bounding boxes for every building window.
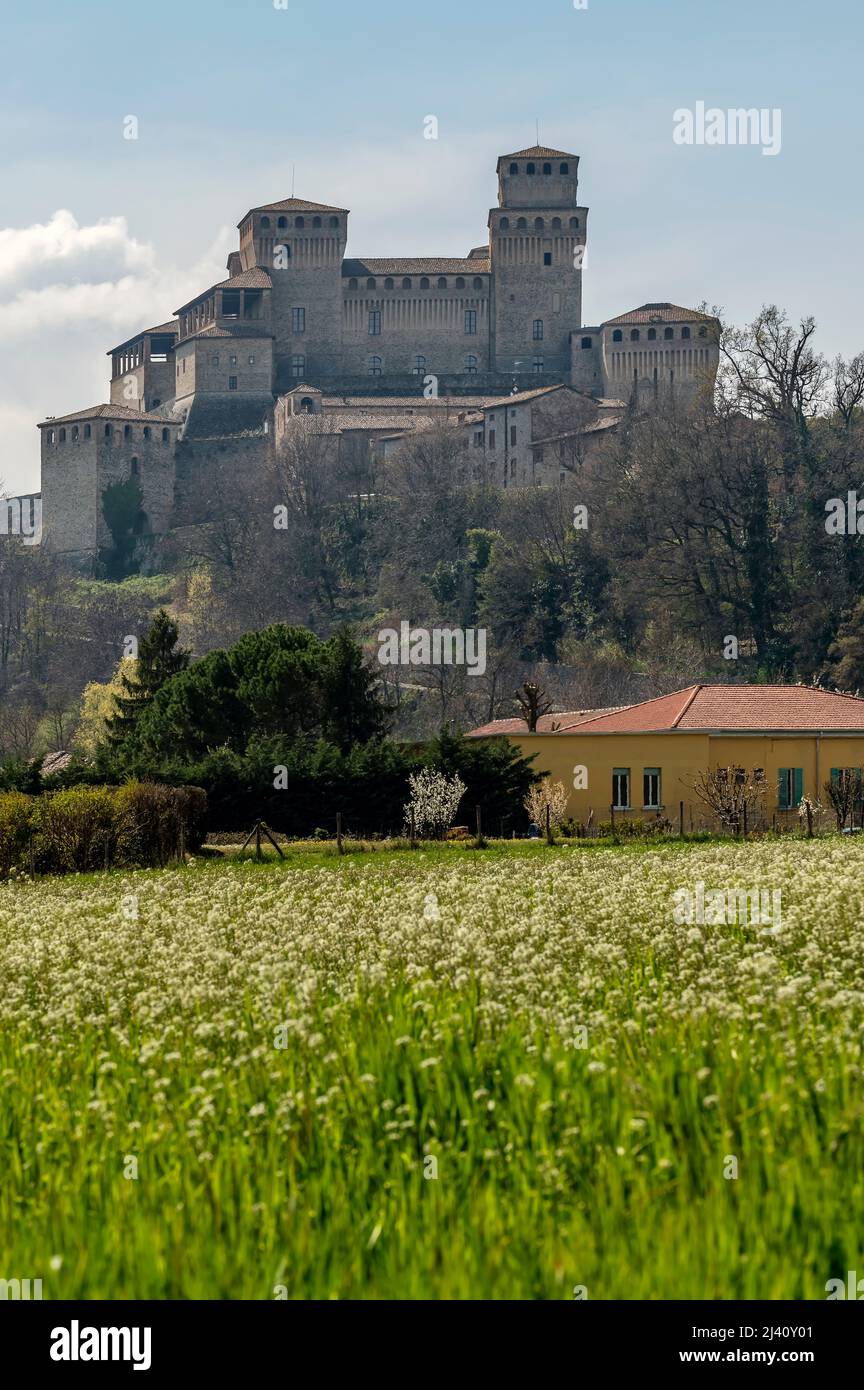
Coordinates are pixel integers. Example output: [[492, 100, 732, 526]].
[[420, 277, 430, 289], [778, 768, 803, 810], [130, 457, 139, 476], [630, 329, 640, 341], [329, 216, 339, 228], [438, 277, 448, 289], [295, 216, 305, 229], [260, 216, 270, 229], [412, 355, 426, 375], [291, 355, 305, 379], [211, 353, 219, 365], [500, 217, 509, 230], [143, 426, 151, 440], [526, 162, 535, 174], [543, 252, 552, 266], [402, 277, 412, 289], [643, 769, 661, 810], [228, 376, 238, 390], [699, 325, 708, 338], [230, 354, 237, 365], [162, 428, 169, 442], [465, 310, 477, 335], [59, 428, 66, 443], [612, 329, 623, 342], [664, 327, 674, 340], [248, 354, 255, 364], [647, 328, 657, 341], [509, 162, 518, 174], [560, 162, 569, 174], [532, 357, 544, 373], [465, 354, 478, 374], [367, 277, 377, 290], [455, 276, 465, 289], [569, 217, 579, 229], [682, 326, 691, 339], [292, 307, 306, 333], [510, 425, 517, 446], [105, 424, 112, 439], [72, 425, 79, 441], [488, 428, 496, 450], [368, 355, 383, 376], [517, 217, 527, 229], [613, 768, 630, 810], [348, 278, 358, 290], [385, 278, 394, 290], [581, 337, 592, 349], [543, 162, 552, 175], [532, 320, 544, 340], [473, 277, 483, 290], [473, 430, 483, 447], [277, 216, 287, 228], [47, 429, 55, 444], [369, 310, 382, 335]]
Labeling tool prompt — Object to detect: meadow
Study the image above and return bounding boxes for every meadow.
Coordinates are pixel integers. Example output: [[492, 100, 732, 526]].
[[0, 839, 862, 1300]]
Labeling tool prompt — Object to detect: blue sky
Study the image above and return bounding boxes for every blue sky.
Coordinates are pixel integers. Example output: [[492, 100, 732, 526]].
[[2, 0, 862, 492]]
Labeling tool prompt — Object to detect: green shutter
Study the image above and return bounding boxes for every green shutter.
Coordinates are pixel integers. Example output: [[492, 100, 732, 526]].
[[831, 768, 840, 785], [793, 768, 803, 805], [778, 768, 788, 809]]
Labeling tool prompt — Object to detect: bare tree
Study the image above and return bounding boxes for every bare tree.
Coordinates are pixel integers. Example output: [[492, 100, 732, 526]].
[[515, 681, 552, 731], [687, 765, 767, 834], [823, 770, 863, 830]]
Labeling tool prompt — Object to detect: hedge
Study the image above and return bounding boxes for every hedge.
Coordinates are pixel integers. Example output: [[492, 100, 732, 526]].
[[0, 783, 207, 877]]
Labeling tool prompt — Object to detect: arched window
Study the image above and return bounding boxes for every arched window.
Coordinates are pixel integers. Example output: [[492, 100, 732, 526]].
[[465, 354, 478, 374], [313, 216, 322, 227], [569, 217, 579, 230], [277, 216, 287, 228], [329, 216, 339, 228], [124, 424, 132, 438], [500, 216, 509, 230], [534, 217, 544, 230], [59, 428, 66, 442], [366, 277, 377, 290], [647, 328, 657, 341], [420, 277, 430, 289], [368, 355, 383, 377], [532, 356, 544, 373], [130, 457, 139, 477], [300, 397, 315, 413], [385, 277, 394, 289], [473, 277, 483, 290], [517, 217, 527, 229], [260, 216, 270, 229], [84, 424, 91, 438], [402, 277, 412, 289], [291, 354, 306, 379], [295, 216, 304, 228], [143, 426, 151, 439], [526, 162, 536, 174], [413, 355, 426, 375], [551, 216, 561, 229], [560, 162, 569, 174], [104, 423, 112, 438], [509, 162, 518, 174], [532, 319, 544, 340], [348, 277, 358, 290], [161, 428, 169, 443], [630, 329, 640, 341], [543, 162, 552, 174], [612, 329, 623, 343], [664, 327, 674, 340], [455, 276, 465, 288], [581, 336, 592, 349], [437, 276, 447, 288], [681, 325, 691, 339], [71, 425, 79, 441]]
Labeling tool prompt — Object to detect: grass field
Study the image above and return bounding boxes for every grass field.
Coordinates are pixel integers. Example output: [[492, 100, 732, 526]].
[[1, 839, 862, 1299]]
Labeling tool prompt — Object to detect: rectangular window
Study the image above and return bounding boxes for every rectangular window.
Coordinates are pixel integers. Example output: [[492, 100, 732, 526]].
[[474, 431, 483, 448], [248, 354, 255, 364], [533, 319, 544, 340], [211, 353, 220, 365], [643, 768, 661, 809], [228, 376, 238, 390], [230, 354, 237, 365], [612, 768, 630, 810], [543, 252, 552, 266], [510, 425, 517, 446], [778, 768, 803, 809], [488, 428, 496, 450], [510, 459, 516, 477], [368, 310, 381, 336], [464, 310, 477, 335], [292, 307, 306, 333]]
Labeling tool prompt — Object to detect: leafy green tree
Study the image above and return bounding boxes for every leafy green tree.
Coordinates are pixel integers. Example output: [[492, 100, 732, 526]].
[[107, 610, 189, 746]]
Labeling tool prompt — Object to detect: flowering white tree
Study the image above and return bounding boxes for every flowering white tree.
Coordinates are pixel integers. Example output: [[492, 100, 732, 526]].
[[404, 768, 466, 839], [524, 778, 569, 830]]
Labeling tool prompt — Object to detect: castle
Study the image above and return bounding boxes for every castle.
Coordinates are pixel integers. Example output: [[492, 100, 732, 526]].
[[35, 145, 720, 560]]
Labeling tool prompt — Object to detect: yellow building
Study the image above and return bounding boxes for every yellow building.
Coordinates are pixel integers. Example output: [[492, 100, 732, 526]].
[[467, 685, 864, 830]]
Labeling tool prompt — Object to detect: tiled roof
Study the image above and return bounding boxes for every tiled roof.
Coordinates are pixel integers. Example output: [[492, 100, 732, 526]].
[[180, 393, 274, 441], [498, 146, 577, 163], [242, 197, 349, 219], [177, 324, 274, 343], [321, 395, 504, 410], [568, 685, 864, 733], [107, 319, 179, 355], [467, 709, 624, 738], [38, 403, 160, 426], [604, 303, 718, 327], [213, 268, 272, 291], [483, 384, 569, 407], [342, 258, 491, 277]]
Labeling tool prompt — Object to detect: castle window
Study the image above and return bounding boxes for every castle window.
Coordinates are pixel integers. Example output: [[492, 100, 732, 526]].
[[532, 357, 544, 373], [533, 319, 544, 340], [543, 252, 552, 266], [291, 354, 305, 379], [260, 216, 270, 229], [402, 277, 412, 289], [385, 278, 394, 290], [367, 277, 377, 290], [526, 162, 536, 174], [295, 216, 305, 228], [647, 328, 657, 341], [517, 217, 527, 229], [474, 430, 483, 447], [699, 325, 708, 337], [369, 310, 382, 335], [510, 425, 517, 446], [488, 428, 496, 449], [47, 430, 55, 444], [509, 162, 518, 174], [292, 307, 306, 333], [130, 457, 139, 476], [612, 329, 623, 342], [248, 354, 255, 364], [464, 309, 477, 334], [473, 277, 483, 290], [455, 276, 465, 289], [465, 354, 478, 374], [543, 162, 552, 175], [664, 327, 674, 340], [211, 353, 219, 365], [534, 218, 544, 230], [300, 397, 315, 412], [162, 428, 169, 442], [500, 217, 509, 230], [581, 337, 592, 349], [124, 425, 132, 438], [143, 426, 151, 440], [59, 428, 66, 443], [413, 355, 426, 375], [348, 278, 358, 290], [560, 162, 569, 174], [420, 277, 430, 289], [368, 355, 383, 377], [630, 329, 640, 341], [329, 217, 339, 228], [437, 277, 448, 289], [569, 217, 579, 229], [104, 424, 112, 438], [551, 216, 561, 229], [277, 217, 287, 228], [681, 326, 691, 339], [229, 376, 238, 390], [72, 425, 79, 441]]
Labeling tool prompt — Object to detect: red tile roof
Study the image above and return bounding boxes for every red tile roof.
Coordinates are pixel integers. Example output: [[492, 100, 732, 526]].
[[556, 685, 864, 733], [604, 303, 718, 327], [37, 403, 164, 426], [498, 146, 577, 164], [242, 197, 349, 218], [466, 710, 625, 737]]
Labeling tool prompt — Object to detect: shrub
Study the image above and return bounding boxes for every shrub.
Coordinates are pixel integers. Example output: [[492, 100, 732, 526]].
[[0, 792, 35, 875], [33, 786, 117, 873]]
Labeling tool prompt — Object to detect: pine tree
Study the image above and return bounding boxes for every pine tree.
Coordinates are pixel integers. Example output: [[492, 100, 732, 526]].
[[107, 610, 189, 746]]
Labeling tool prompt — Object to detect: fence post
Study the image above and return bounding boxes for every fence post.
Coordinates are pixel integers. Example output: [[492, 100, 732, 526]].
[[337, 811, 344, 855], [409, 807, 417, 850], [742, 804, 747, 840], [679, 801, 684, 837], [255, 822, 262, 861], [475, 805, 483, 846], [610, 803, 615, 833]]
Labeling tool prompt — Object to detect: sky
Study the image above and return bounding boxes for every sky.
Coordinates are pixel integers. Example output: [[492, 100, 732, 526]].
[[1, 0, 862, 494]]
